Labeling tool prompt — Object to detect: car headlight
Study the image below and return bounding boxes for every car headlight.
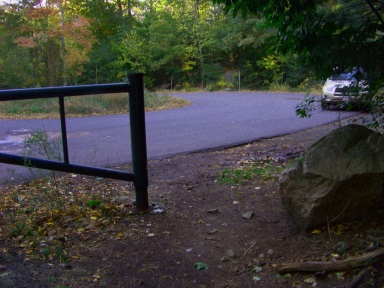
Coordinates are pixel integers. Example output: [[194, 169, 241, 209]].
[[324, 85, 335, 93]]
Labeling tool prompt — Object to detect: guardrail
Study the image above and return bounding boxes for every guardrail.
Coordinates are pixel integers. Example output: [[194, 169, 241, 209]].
[[0, 73, 149, 212]]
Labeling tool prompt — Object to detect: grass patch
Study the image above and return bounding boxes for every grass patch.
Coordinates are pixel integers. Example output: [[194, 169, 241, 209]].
[[267, 83, 322, 95], [144, 91, 189, 111], [217, 157, 286, 185], [0, 91, 190, 119]]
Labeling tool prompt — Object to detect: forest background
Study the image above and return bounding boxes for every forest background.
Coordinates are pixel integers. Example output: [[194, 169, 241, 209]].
[[0, 0, 318, 91]]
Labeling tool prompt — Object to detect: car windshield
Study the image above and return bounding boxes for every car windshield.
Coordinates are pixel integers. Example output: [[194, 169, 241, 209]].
[[329, 69, 365, 81], [329, 72, 355, 81]]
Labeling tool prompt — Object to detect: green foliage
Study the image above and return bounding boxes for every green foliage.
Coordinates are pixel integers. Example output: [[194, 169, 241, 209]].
[[24, 130, 62, 162], [1, 0, 357, 93], [218, 158, 284, 185], [86, 199, 101, 209], [77, 41, 121, 84], [0, 0, 95, 88], [296, 92, 384, 130], [206, 77, 233, 91], [364, 92, 384, 130], [295, 95, 317, 118], [0, 0, 308, 90]]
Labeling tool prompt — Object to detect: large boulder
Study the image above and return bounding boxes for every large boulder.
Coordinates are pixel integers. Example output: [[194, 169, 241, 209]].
[[279, 124, 384, 230]]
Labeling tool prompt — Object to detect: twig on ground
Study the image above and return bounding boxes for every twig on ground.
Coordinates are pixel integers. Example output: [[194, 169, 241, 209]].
[[327, 201, 350, 240], [243, 241, 257, 256], [327, 216, 332, 241], [276, 248, 384, 273], [329, 201, 350, 223]]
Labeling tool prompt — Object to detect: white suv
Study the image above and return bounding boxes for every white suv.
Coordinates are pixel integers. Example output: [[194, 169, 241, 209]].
[[321, 69, 368, 109]]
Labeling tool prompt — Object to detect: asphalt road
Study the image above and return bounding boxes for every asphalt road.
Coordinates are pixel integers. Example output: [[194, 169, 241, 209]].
[[0, 92, 360, 186]]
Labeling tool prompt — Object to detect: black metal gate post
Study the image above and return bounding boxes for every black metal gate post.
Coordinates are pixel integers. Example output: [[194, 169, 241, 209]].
[[58, 96, 70, 164], [128, 73, 149, 212]]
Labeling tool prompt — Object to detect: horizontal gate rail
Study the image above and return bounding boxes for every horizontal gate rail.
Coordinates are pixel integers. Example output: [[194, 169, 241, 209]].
[[0, 83, 131, 100], [0, 153, 136, 182], [0, 73, 148, 211]]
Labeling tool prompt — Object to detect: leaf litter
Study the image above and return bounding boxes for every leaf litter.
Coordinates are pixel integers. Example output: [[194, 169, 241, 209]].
[[0, 175, 140, 262]]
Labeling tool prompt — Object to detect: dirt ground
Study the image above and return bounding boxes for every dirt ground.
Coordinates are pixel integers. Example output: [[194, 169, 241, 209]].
[[1, 120, 384, 288]]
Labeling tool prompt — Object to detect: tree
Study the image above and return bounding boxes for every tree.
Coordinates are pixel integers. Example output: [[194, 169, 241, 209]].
[[0, 0, 95, 87], [2, 0, 360, 93], [213, 0, 383, 126], [0, 4, 36, 88], [213, 0, 384, 77], [111, 0, 221, 89]]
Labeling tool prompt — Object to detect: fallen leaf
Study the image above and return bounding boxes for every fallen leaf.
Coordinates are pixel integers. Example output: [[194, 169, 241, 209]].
[[93, 274, 101, 282], [334, 224, 348, 235], [194, 262, 209, 271], [335, 272, 345, 280], [304, 277, 316, 284], [292, 280, 303, 287], [252, 266, 262, 273], [253, 275, 261, 281]]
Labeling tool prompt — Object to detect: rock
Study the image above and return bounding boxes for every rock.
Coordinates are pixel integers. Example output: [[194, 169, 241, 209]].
[[221, 250, 236, 261], [257, 261, 267, 267], [207, 208, 220, 214], [279, 124, 384, 229], [242, 211, 254, 220], [225, 249, 236, 258], [59, 263, 73, 269], [152, 208, 164, 214], [0, 272, 16, 288]]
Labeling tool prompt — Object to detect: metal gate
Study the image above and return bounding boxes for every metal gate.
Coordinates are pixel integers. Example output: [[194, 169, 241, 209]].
[[0, 73, 148, 211]]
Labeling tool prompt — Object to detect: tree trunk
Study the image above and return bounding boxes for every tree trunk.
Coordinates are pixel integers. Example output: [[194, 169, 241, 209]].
[[194, 0, 204, 89], [58, 0, 67, 86], [46, 39, 58, 86], [127, 0, 132, 17], [116, 0, 124, 30]]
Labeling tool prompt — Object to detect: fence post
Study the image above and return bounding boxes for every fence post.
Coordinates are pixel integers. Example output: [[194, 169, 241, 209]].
[[128, 73, 149, 212], [58, 96, 70, 164]]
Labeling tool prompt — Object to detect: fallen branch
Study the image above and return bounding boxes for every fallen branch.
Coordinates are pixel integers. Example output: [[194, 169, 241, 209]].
[[348, 268, 366, 288], [277, 248, 384, 273]]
